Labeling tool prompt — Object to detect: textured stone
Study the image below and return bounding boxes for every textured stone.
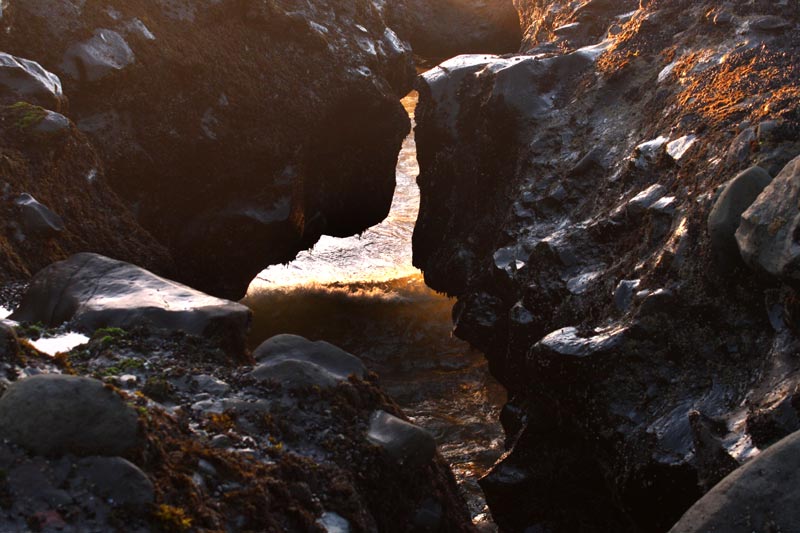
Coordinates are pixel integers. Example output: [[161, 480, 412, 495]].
[[0, 375, 139, 456]]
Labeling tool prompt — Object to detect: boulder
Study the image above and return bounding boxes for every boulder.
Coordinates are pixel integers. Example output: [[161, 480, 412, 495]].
[[0, 321, 19, 361], [10, 253, 251, 355], [669, 429, 800, 533], [249, 334, 366, 388], [708, 166, 772, 265], [0, 52, 64, 110], [0, 374, 140, 456], [60, 29, 135, 82], [384, 0, 522, 59], [15, 193, 65, 237], [254, 334, 367, 378], [3, 0, 416, 298], [736, 156, 800, 278], [367, 410, 436, 467], [72, 456, 154, 507]]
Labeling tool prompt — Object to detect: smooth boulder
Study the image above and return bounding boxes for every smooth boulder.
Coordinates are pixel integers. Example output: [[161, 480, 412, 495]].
[[10, 253, 251, 355], [367, 410, 436, 467], [669, 429, 800, 532], [736, 156, 800, 278], [73, 456, 154, 507], [708, 166, 772, 264], [15, 193, 65, 237], [0, 375, 140, 457], [248, 334, 366, 388]]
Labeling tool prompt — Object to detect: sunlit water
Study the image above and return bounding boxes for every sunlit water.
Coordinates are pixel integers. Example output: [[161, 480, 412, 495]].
[[244, 93, 505, 526]]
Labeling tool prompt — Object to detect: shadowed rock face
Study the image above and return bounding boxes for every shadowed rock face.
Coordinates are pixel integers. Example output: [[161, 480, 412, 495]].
[[413, 0, 800, 530], [384, 0, 522, 60], [1, 0, 416, 298], [0, 60, 173, 285]]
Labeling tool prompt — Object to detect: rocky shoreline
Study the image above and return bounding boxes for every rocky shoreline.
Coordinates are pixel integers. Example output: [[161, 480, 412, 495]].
[[0, 254, 476, 532], [4, 0, 800, 531]]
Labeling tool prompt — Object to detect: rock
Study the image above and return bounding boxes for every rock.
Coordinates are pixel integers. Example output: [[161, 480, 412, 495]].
[[736, 156, 800, 278], [4, 0, 416, 298], [10, 253, 251, 356], [385, 0, 522, 59], [15, 193, 65, 237], [249, 335, 366, 389], [31, 110, 71, 133], [248, 359, 341, 389], [0, 374, 139, 456], [0, 52, 64, 110], [60, 29, 135, 82], [253, 334, 366, 379], [0, 101, 174, 289], [73, 456, 154, 507], [708, 166, 772, 265], [367, 410, 436, 467], [411, 1, 800, 530], [0, 321, 19, 360], [669, 429, 800, 533]]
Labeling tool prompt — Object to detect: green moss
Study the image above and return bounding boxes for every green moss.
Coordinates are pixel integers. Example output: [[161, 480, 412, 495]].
[[7, 102, 47, 130]]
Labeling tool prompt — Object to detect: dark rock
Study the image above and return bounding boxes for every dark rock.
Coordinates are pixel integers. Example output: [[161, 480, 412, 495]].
[[748, 15, 792, 33], [249, 334, 366, 388], [736, 156, 800, 279], [669, 429, 800, 533], [60, 29, 135, 82], [385, 0, 522, 59], [253, 334, 366, 378], [10, 253, 251, 356], [15, 193, 65, 237], [708, 166, 772, 265], [0, 374, 140, 456], [4, 0, 416, 298], [367, 410, 436, 467], [0, 52, 64, 110], [0, 321, 19, 361], [411, 2, 800, 530], [73, 456, 154, 507]]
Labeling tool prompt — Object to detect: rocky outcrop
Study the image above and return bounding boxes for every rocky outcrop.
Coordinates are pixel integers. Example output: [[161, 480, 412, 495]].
[[0, 328, 474, 532], [384, 0, 522, 60], [10, 253, 251, 356], [1, 0, 416, 298], [0, 54, 173, 286], [413, 0, 800, 530]]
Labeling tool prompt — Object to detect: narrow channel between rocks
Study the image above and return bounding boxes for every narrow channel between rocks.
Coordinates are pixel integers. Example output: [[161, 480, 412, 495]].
[[242, 92, 505, 528]]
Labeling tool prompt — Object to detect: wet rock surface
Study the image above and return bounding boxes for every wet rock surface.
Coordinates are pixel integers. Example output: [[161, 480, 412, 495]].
[[413, 0, 800, 530], [0, 324, 475, 531], [11, 253, 252, 356], [1, 0, 416, 298], [384, 0, 522, 60]]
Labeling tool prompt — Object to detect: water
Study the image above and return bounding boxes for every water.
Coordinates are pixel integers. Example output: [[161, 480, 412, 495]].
[[243, 93, 505, 525]]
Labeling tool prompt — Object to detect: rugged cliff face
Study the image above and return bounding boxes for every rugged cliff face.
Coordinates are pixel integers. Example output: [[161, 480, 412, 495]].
[[1, 0, 415, 298], [413, 0, 800, 530]]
